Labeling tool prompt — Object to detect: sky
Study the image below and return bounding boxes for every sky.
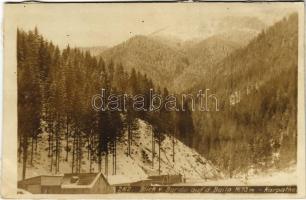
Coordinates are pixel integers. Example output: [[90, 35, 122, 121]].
[[5, 3, 300, 48]]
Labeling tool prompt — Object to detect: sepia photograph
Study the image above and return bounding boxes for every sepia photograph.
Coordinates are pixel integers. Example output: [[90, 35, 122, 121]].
[[1, 2, 305, 198]]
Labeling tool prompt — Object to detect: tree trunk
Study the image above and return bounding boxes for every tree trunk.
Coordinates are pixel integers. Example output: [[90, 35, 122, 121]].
[[57, 126, 61, 173], [89, 133, 92, 172], [18, 134, 22, 162], [48, 130, 51, 157], [128, 124, 131, 156], [57, 142, 60, 173], [114, 139, 116, 175], [66, 115, 69, 161], [57, 114, 61, 173], [105, 152, 108, 176], [172, 128, 175, 163], [22, 134, 28, 180], [152, 126, 154, 168], [89, 147, 92, 173], [35, 135, 38, 152], [113, 140, 116, 175], [98, 130, 103, 172], [71, 127, 76, 173], [78, 132, 82, 173], [112, 142, 114, 175], [50, 128, 54, 172], [159, 131, 161, 175], [98, 144, 102, 172], [31, 136, 34, 166], [55, 127, 58, 173], [47, 109, 51, 157], [88, 135, 90, 160], [76, 130, 79, 173]]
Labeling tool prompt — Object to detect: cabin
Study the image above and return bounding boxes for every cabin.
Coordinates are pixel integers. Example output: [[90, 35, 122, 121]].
[[18, 175, 63, 194], [18, 172, 114, 194]]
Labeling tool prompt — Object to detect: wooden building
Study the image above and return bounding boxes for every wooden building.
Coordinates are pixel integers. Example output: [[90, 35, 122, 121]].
[[18, 172, 114, 194]]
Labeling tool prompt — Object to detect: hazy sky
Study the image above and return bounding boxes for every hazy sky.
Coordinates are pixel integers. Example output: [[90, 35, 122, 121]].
[[6, 3, 300, 48]]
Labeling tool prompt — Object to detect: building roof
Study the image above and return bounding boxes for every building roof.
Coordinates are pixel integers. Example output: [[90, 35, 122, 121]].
[[61, 172, 110, 189]]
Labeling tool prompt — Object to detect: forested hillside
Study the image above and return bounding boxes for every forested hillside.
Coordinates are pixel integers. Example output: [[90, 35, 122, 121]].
[[99, 32, 258, 92], [173, 36, 240, 91], [17, 29, 195, 180], [100, 35, 189, 90], [190, 13, 298, 177]]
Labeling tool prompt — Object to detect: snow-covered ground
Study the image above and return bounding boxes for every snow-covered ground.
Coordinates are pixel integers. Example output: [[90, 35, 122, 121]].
[[114, 120, 222, 180], [18, 119, 221, 182], [175, 166, 297, 186]]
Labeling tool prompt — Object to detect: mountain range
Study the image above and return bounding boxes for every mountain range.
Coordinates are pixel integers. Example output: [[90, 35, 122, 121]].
[[90, 16, 266, 92]]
